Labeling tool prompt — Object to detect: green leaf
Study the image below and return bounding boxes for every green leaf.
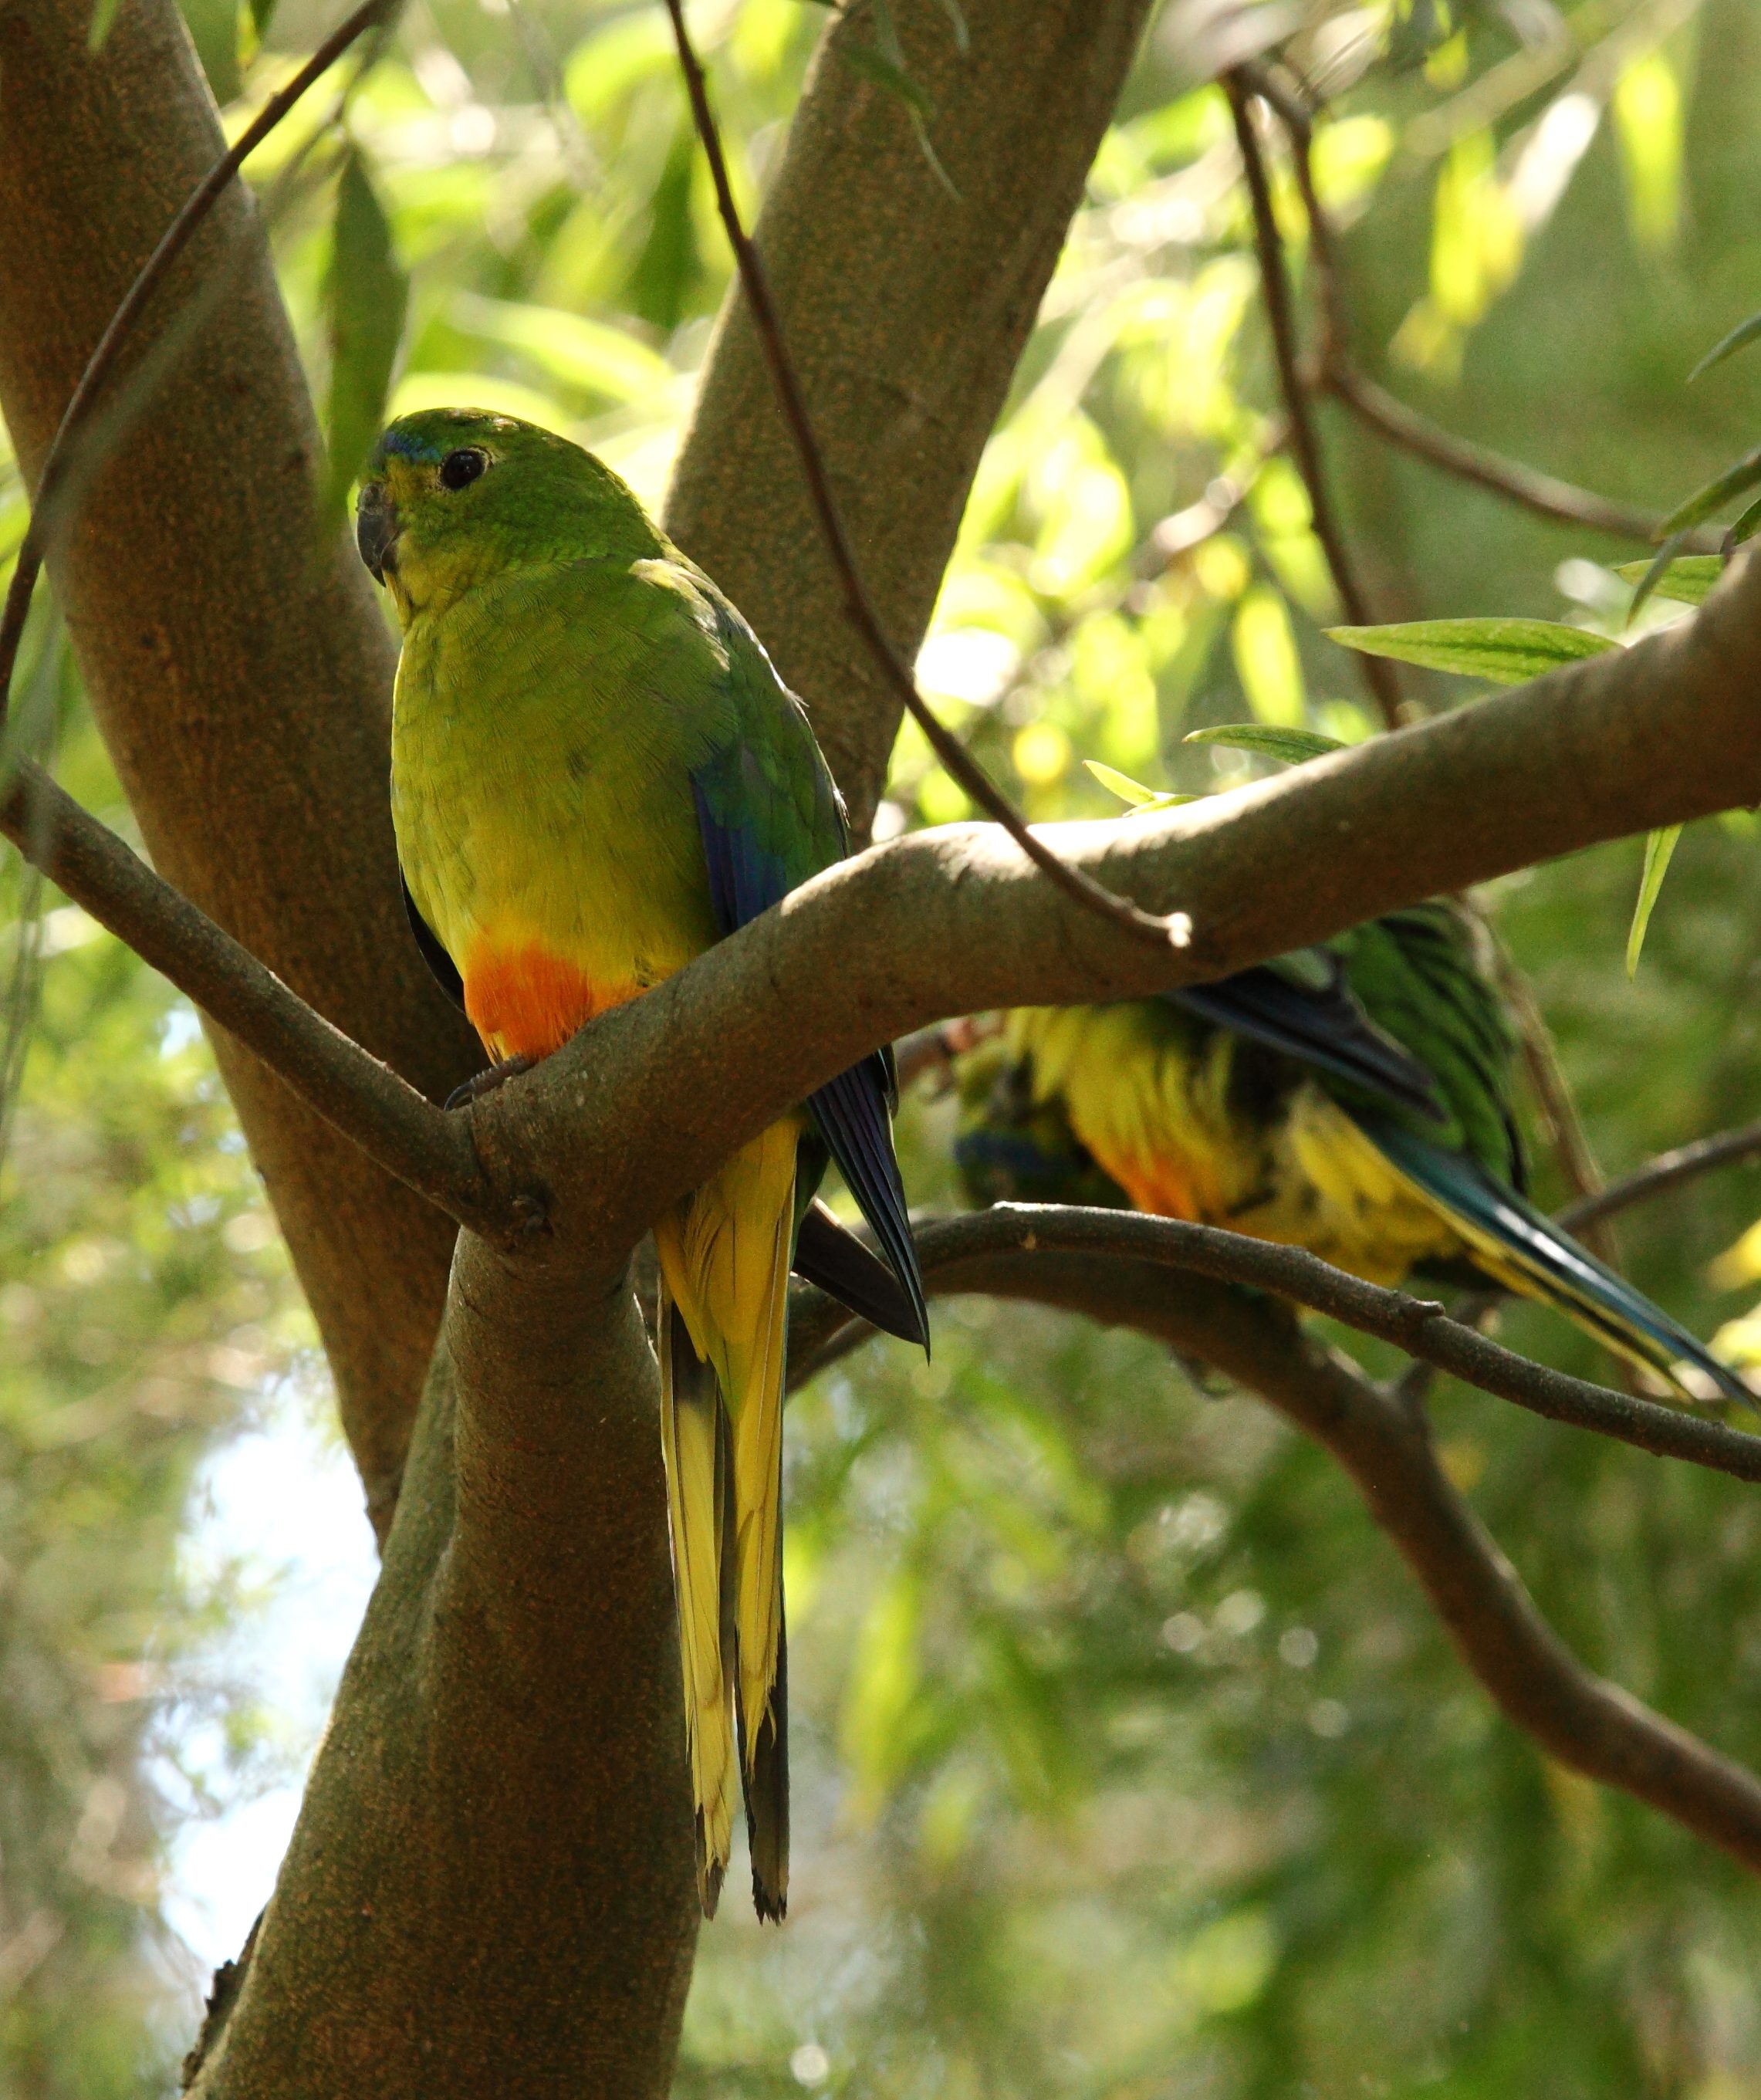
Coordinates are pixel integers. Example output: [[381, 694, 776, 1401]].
[[1082, 761, 1195, 814], [1729, 492, 1761, 548], [1621, 531, 1688, 627], [839, 40, 933, 119], [1612, 553, 1725, 608], [86, 0, 125, 48], [451, 295, 673, 404], [180, 0, 242, 104], [1689, 309, 1761, 383], [1658, 445, 1761, 537], [1326, 618, 1617, 685], [321, 150, 408, 544], [1626, 824, 1682, 978], [1182, 724, 1346, 763]]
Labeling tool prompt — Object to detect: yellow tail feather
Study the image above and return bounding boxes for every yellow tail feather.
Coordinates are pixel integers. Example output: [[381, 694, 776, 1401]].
[[654, 1116, 799, 1919]]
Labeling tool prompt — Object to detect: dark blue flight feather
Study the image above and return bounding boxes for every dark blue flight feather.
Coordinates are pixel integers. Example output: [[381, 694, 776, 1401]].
[[691, 773, 928, 1351]]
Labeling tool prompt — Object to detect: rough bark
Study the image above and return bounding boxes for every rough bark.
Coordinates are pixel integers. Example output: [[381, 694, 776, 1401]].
[[0, 0, 478, 1533], [188, 1236, 698, 2094], [665, 0, 1158, 834]]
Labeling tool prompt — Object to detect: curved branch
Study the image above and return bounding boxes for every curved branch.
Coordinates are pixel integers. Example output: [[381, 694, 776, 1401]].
[[1327, 365, 1721, 550], [790, 1212, 1761, 1876], [791, 1207, 1761, 1482], [1562, 1118, 1761, 1233]]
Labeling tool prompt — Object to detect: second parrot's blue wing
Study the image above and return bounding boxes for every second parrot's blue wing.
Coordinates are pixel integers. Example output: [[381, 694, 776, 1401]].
[[691, 758, 929, 1351]]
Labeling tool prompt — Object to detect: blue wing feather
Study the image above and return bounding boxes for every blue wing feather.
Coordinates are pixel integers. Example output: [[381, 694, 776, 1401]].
[[1358, 1113, 1747, 1403], [691, 774, 928, 1349]]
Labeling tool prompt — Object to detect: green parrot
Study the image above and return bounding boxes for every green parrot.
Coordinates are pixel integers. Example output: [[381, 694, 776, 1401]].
[[958, 902, 1746, 1402], [356, 407, 928, 1922]]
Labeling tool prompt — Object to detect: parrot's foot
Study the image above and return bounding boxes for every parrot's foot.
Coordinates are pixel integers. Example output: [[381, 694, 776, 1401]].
[[445, 1056, 536, 1111]]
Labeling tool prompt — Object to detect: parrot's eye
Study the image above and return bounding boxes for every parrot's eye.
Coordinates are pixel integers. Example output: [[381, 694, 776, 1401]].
[[439, 448, 488, 492]]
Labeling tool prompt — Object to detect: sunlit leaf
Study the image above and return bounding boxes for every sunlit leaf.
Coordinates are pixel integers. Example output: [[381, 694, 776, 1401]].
[[1689, 308, 1761, 383], [1326, 617, 1617, 685], [321, 150, 408, 543], [1626, 823, 1682, 977], [1183, 724, 1346, 764], [451, 295, 673, 404], [1612, 49, 1682, 254], [1613, 553, 1724, 608], [1232, 589, 1304, 726], [1083, 759, 1196, 813], [1658, 445, 1761, 536]]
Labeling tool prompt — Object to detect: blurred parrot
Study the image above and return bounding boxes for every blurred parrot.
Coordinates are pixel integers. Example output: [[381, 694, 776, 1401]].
[[357, 407, 928, 1921], [955, 902, 1746, 1402]]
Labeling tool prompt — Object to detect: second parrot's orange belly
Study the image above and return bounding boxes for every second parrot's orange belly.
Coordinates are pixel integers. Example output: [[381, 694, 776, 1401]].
[[462, 939, 640, 1062]]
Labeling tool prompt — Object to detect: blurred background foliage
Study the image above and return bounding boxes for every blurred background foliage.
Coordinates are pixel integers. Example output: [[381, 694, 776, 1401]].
[[5, 0, 1761, 2090]]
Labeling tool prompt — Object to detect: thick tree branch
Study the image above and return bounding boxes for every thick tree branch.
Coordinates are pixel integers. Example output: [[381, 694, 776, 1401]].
[[463, 541, 1761, 1278], [791, 1213, 1761, 1875], [10, 539, 1758, 1283]]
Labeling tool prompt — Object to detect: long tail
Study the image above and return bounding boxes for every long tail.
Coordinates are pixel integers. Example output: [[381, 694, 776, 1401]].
[[654, 1118, 798, 1921], [1359, 1114, 1750, 1404]]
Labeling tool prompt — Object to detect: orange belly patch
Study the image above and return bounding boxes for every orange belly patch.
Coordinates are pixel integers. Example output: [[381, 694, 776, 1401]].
[[462, 941, 639, 1061]]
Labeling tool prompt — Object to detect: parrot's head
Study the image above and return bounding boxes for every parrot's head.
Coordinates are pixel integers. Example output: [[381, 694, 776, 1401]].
[[356, 407, 663, 625]]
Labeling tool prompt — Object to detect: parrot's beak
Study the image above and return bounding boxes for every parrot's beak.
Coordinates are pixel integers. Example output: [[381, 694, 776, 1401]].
[[355, 483, 401, 584]]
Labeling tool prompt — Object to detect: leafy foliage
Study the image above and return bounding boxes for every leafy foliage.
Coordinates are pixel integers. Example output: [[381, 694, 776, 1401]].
[[9, 0, 1761, 2092]]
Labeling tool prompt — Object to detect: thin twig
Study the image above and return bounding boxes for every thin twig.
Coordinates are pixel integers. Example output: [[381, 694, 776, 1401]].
[[795, 1205, 1761, 1483], [0, 0, 397, 729], [1327, 366, 1718, 549], [1223, 74, 1404, 732], [661, 0, 1189, 955], [1562, 1118, 1761, 1234], [1241, 65, 1719, 554]]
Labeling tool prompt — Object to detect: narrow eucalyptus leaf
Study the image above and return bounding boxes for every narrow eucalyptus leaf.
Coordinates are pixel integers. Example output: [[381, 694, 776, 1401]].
[[1626, 825, 1682, 978], [1658, 445, 1761, 536], [1728, 492, 1761, 548], [1182, 724, 1346, 763], [1082, 760, 1196, 814], [322, 150, 408, 543], [1688, 309, 1761, 383], [1622, 531, 1688, 627], [1612, 553, 1725, 607], [250, 0, 279, 35], [837, 40, 933, 117], [1326, 618, 1616, 685]]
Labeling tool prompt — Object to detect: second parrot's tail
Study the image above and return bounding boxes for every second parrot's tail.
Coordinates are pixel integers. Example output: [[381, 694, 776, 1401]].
[[1358, 1114, 1750, 1405], [655, 1120, 799, 1922]]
